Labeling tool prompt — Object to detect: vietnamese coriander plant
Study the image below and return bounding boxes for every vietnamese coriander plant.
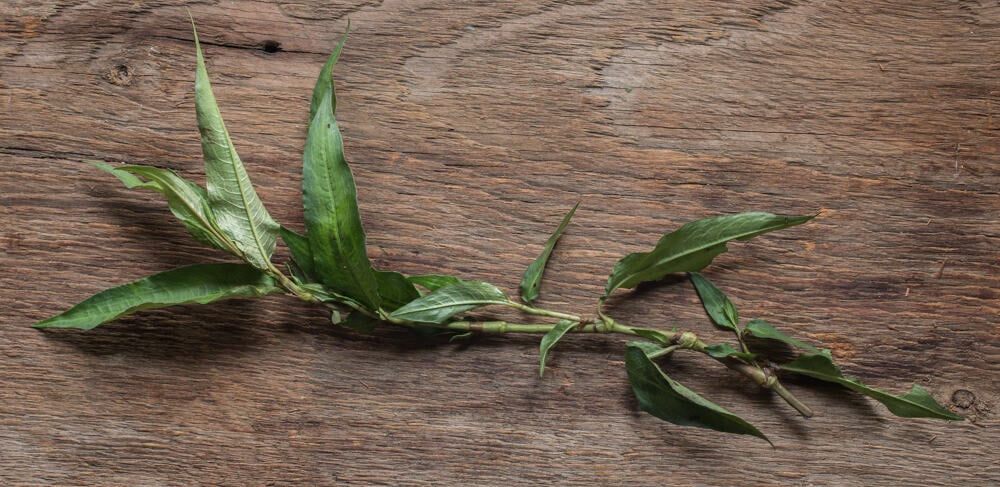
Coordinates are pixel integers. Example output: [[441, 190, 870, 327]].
[[33, 23, 963, 444]]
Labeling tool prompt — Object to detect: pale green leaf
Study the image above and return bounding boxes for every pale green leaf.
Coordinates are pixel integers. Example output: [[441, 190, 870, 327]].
[[605, 213, 814, 297], [781, 351, 963, 420], [625, 344, 771, 443], [33, 263, 280, 330], [390, 281, 509, 324], [520, 202, 579, 304], [538, 320, 576, 377], [689, 272, 739, 332]]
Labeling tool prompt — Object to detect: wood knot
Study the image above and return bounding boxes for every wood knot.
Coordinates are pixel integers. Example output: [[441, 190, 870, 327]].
[[104, 64, 134, 86], [951, 389, 976, 409]]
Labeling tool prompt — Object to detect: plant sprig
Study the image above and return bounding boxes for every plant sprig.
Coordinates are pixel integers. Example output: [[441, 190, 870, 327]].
[[32, 22, 964, 443]]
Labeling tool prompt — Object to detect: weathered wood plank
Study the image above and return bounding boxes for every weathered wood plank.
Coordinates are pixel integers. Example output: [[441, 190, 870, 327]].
[[2, 1, 997, 485]]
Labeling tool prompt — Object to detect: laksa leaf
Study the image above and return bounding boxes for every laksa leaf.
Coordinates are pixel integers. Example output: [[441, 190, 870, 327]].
[[780, 351, 963, 420], [407, 274, 463, 293], [301, 46, 380, 311], [90, 162, 233, 253], [625, 344, 771, 443], [538, 320, 576, 377], [744, 319, 820, 355], [390, 281, 510, 324], [605, 213, 814, 297], [689, 272, 740, 332], [278, 226, 315, 283], [192, 23, 279, 271], [520, 202, 579, 304], [33, 263, 280, 330], [374, 270, 421, 312]]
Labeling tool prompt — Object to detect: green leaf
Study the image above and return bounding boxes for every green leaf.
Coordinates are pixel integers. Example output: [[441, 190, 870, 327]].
[[375, 270, 421, 311], [33, 263, 280, 330], [689, 272, 739, 332], [625, 344, 771, 443], [605, 213, 814, 297], [309, 22, 349, 122], [744, 319, 820, 354], [339, 310, 379, 334], [278, 226, 315, 283], [781, 351, 963, 420], [192, 24, 279, 271], [301, 53, 380, 311], [704, 343, 757, 361], [408, 274, 462, 293], [627, 340, 667, 357], [91, 162, 232, 252], [632, 328, 674, 346], [390, 281, 509, 324], [520, 202, 579, 304], [538, 320, 576, 377]]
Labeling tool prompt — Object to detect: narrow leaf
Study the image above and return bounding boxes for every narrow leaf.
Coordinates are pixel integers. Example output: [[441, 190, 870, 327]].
[[192, 24, 279, 270], [302, 66, 380, 310], [605, 213, 814, 297], [278, 226, 315, 283], [92, 162, 232, 252], [744, 319, 820, 354], [33, 263, 280, 330], [632, 328, 674, 346], [538, 320, 576, 377], [309, 22, 349, 122], [520, 202, 579, 304], [689, 272, 739, 332], [781, 351, 963, 420], [408, 274, 462, 293], [704, 343, 757, 361], [390, 281, 509, 324], [375, 270, 421, 311], [625, 344, 771, 443]]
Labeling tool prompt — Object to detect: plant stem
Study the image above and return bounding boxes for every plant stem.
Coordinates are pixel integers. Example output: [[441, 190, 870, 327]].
[[505, 301, 582, 322]]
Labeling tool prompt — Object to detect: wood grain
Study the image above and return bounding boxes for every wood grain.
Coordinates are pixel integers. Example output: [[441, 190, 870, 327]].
[[2, 1, 997, 485]]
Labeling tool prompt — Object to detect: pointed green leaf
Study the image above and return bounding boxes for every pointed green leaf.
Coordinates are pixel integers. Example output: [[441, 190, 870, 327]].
[[340, 310, 379, 334], [632, 328, 674, 346], [703, 343, 757, 361], [279, 226, 315, 283], [781, 351, 963, 420], [689, 272, 739, 332], [91, 162, 233, 252], [408, 274, 462, 293], [628, 340, 668, 357], [302, 66, 380, 310], [744, 319, 820, 354], [375, 270, 421, 311], [33, 263, 280, 330], [192, 24, 279, 270], [520, 202, 579, 304], [605, 213, 814, 297], [390, 281, 509, 324], [625, 344, 771, 443], [539, 320, 576, 377], [309, 22, 349, 122]]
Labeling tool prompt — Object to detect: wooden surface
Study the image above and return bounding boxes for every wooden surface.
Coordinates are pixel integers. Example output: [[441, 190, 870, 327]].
[[2, 1, 998, 485]]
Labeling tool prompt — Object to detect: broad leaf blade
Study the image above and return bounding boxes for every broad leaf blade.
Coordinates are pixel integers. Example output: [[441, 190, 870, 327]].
[[605, 213, 814, 297], [744, 319, 820, 354], [302, 77, 380, 310], [408, 274, 462, 293], [520, 202, 579, 304], [539, 320, 576, 377], [193, 24, 279, 270], [689, 272, 739, 332], [390, 281, 509, 324], [92, 162, 232, 253], [375, 270, 421, 311], [781, 351, 963, 420], [33, 263, 280, 330], [625, 344, 770, 443]]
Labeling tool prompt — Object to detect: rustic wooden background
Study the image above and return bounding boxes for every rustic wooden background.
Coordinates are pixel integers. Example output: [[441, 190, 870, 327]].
[[2, 1, 997, 485]]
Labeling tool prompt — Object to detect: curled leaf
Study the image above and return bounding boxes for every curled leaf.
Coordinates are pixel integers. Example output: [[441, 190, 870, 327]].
[[390, 281, 509, 324], [33, 263, 280, 330], [538, 320, 576, 377], [780, 351, 963, 420], [520, 202, 579, 304]]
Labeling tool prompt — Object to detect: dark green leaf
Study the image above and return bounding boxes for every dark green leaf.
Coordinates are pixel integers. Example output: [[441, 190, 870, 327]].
[[632, 328, 674, 346], [278, 226, 315, 283], [92, 162, 232, 252], [744, 319, 820, 354], [520, 202, 579, 304], [408, 274, 462, 293], [375, 270, 421, 311], [390, 281, 509, 324], [192, 24, 280, 271], [625, 344, 770, 443], [627, 340, 666, 357], [605, 213, 814, 297], [704, 343, 757, 361], [689, 272, 739, 332], [340, 310, 379, 334], [302, 78, 380, 310], [33, 263, 280, 330], [538, 320, 576, 377], [781, 351, 963, 420], [309, 22, 349, 123]]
